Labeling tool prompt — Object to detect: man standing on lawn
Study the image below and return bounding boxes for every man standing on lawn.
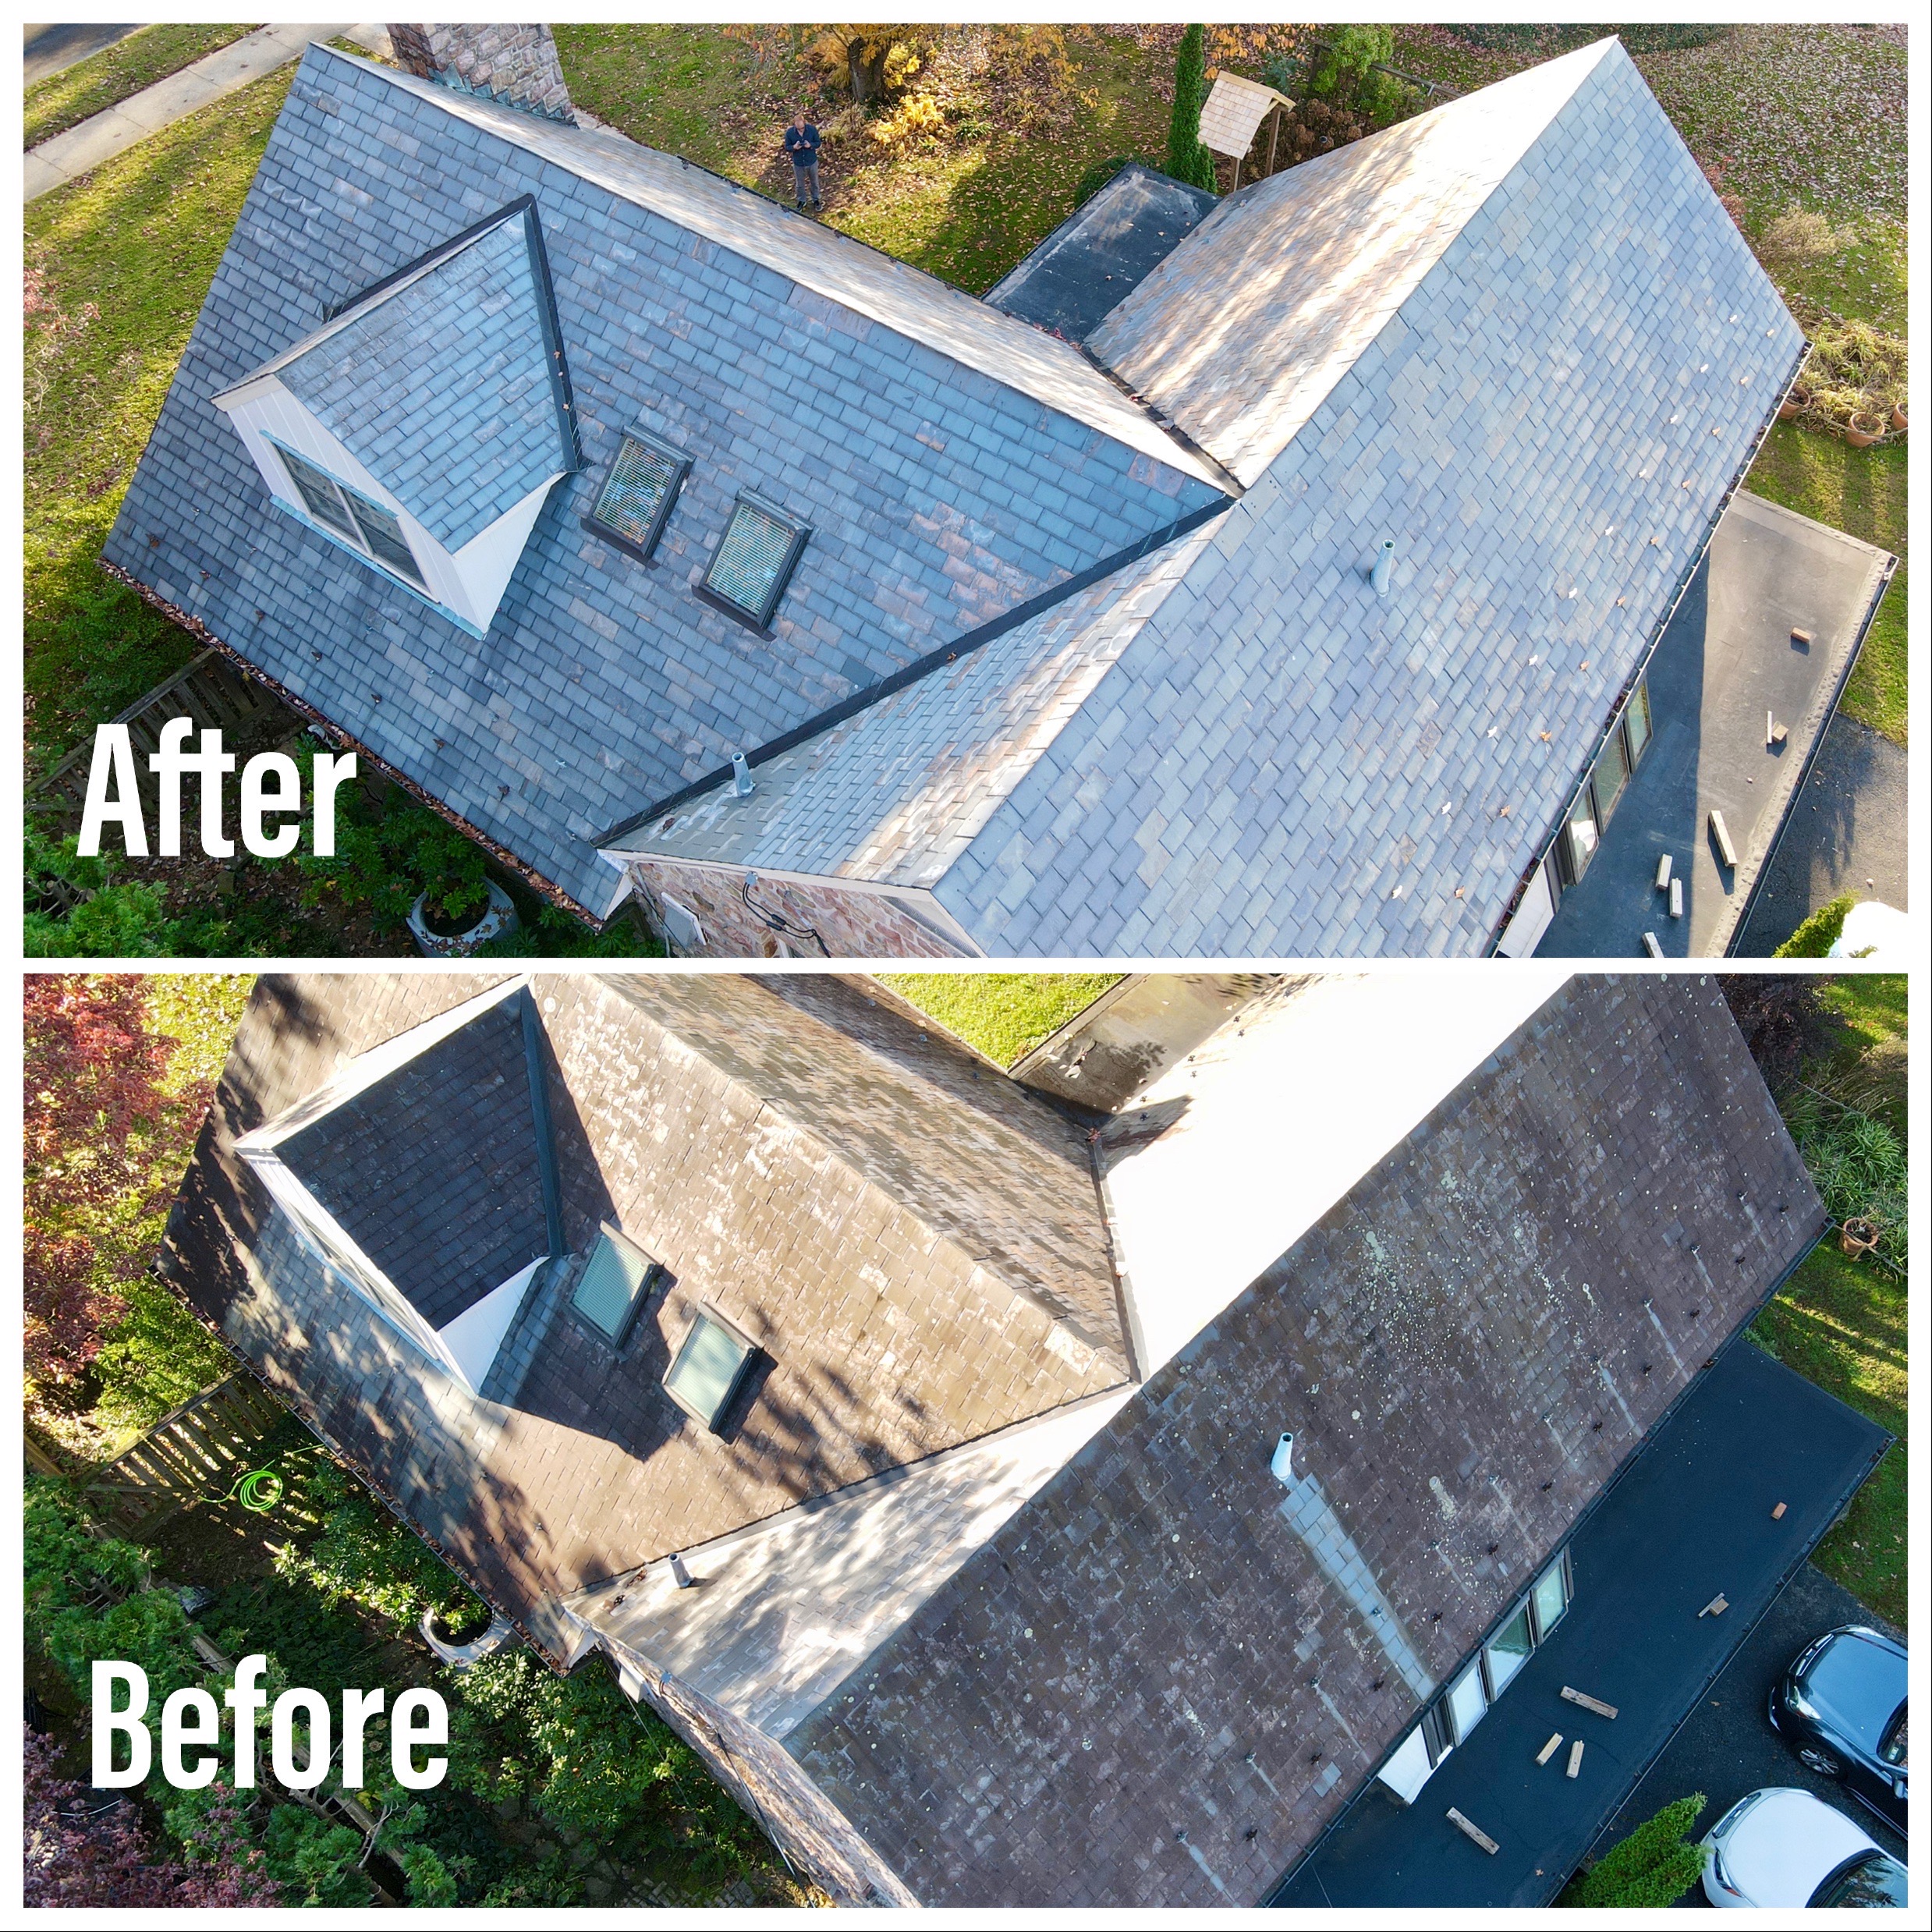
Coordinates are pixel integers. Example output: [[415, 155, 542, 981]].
[[784, 105, 823, 211]]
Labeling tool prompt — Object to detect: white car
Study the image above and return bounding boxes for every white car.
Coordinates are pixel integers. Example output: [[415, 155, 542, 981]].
[[1702, 1787, 1908, 1908]]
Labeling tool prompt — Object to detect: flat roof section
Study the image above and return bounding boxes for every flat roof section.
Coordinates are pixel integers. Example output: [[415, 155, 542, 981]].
[[1271, 1335, 1889, 1909], [984, 163, 1219, 345], [1540, 491, 1895, 958]]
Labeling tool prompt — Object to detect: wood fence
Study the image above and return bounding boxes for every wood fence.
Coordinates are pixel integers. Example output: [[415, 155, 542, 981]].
[[30, 647, 292, 836], [87, 1373, 290, 1538]]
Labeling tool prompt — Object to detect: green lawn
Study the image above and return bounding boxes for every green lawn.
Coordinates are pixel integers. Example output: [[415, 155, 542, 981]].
[[24, 24, 258, 148], [881, 973, 1122, 1066], [1749, 972, 1907, 1625], [1745, 429, 1905, 745], [1752, 1245, 1905, 1625], [25, 68, 294, 774]]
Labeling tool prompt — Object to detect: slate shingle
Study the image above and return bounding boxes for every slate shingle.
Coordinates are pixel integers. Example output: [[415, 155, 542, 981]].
[[271, 207, 570, 550], [103, 45, 1225, 915]]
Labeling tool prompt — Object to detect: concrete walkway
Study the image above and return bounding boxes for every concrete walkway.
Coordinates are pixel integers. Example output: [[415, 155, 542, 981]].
[[25, 22, 387, 202]]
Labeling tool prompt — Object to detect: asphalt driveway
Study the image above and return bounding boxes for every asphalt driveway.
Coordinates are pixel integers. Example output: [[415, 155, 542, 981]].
[[1583, 1562, 1906, 1904], [1735, 714, 1909, 953]]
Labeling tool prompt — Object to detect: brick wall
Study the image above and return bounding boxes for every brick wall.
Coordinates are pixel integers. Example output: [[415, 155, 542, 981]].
[[619, 857, 970, 959], [386, 23, 574, 121]]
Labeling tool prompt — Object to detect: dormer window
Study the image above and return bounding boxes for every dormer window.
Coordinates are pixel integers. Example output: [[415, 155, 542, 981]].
[[699, 492, 810, 631], [570, 1228, 661, 1344], [271, 441, 428, 589], [662, 1307, 756, 1432], [211, 197, 580, 640], [583, 426, 689, 562]]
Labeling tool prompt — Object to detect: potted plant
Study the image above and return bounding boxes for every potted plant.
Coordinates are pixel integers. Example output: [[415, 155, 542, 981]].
[[1839, 1215, 1879, 1257], [402, 818, 519, 956], [1778, 382, 1809, 420], [420, 1595, 516, 1668], [1845, 409, 1884, 448], [1891, 401, 1907, 433]]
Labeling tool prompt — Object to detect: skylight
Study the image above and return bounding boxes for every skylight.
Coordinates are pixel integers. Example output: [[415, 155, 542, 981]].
[[662, 1308, 755, 1431], [571, 1228, 659, 1343], [701, 493, 810, 629], [269, 439, 427, 589], [584, 427, 689, 562]]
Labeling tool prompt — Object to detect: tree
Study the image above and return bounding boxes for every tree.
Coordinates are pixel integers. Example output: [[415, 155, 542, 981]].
[[1165, 24, 1218, 191], [805, 25, 927, 105], [1721, 976, 1835, 1090], [23, 977, 182, 1388], [1572, 1793, 1708, 1908], [24, 1726, 281, 1906]]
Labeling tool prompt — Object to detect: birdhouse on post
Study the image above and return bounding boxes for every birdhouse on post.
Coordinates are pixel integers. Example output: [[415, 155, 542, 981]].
[[1197, 71, 1294, 190]]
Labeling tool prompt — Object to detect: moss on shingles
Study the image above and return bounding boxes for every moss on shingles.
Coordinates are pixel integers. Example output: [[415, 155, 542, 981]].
[[881, 974, 1123, 1067]]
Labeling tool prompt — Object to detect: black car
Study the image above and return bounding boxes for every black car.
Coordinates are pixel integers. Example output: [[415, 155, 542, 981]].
[[1771, 1625, 1908, 1833]]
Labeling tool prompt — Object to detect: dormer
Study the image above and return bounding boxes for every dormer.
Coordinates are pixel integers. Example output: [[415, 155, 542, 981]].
[[233, 980, 562, 1392], [212, 197, 578, 638]]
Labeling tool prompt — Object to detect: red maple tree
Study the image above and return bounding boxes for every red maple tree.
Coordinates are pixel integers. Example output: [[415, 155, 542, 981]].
[[23, 977, 202, 1388], [23, 1726, 280, 1907]]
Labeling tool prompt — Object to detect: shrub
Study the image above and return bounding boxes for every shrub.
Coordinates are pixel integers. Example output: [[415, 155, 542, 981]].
[[1310, 25, 1392, 105], [1721, 976, 1835, 1088], [273, 1458, 484, 1629], [1571, 1793, 1707, 1907], [1783, 1090, 1907, 1278], [1165, 25, 1218, 193], [448, 1650, 758, 1874], [23, 1480, 203, 1705], [867, 91, 945, 150], [26, 1728, 280, 1906], [1775, 892, 1856, 958], [1760, 204, 1846, 266]]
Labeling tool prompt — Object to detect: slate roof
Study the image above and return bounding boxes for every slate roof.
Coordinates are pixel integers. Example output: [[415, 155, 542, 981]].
[[105, 44, 1226, 916], [158, 972, 1125, 1644], [257, 203, 576, 551], [784, 976, 1827, 1905], [276, 994, 549, 1328], [613, 38, 1804, 956], [612, 524, 1220, 888], [1089, 41, 1619, 487], [985, 162, 1221, 345]]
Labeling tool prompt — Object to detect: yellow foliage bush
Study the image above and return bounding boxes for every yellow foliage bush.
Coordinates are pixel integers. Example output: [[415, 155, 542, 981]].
[[868, 92, 945, 150]]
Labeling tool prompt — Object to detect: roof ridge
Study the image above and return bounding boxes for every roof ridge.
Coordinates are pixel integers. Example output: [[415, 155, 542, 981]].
[[302, 41, 1226, 491]]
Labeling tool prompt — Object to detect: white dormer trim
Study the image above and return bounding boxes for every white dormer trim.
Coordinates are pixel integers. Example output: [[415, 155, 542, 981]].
[[236, 977, 542, 1394], [214, 378, 563, 638]]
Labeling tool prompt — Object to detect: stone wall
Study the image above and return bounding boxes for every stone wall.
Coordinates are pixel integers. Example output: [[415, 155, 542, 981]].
[[387, 23, 574, 121], [618, 856, 970, 959]]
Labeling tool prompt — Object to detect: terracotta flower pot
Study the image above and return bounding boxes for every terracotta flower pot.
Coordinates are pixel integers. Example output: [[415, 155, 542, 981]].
[[1845, 413, 1882, 448], [1891, 402, 1907, 433], [1838, 1217, 1879, 1258], [1778, 385, 1809, 421]]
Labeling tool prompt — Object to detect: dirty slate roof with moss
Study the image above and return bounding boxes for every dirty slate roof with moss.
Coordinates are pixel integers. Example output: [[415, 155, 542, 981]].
[[157, 970, 1128, 1657]]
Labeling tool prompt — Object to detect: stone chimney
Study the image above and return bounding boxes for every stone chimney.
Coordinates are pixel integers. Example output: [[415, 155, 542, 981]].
[[386, 24, 575, 123]]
